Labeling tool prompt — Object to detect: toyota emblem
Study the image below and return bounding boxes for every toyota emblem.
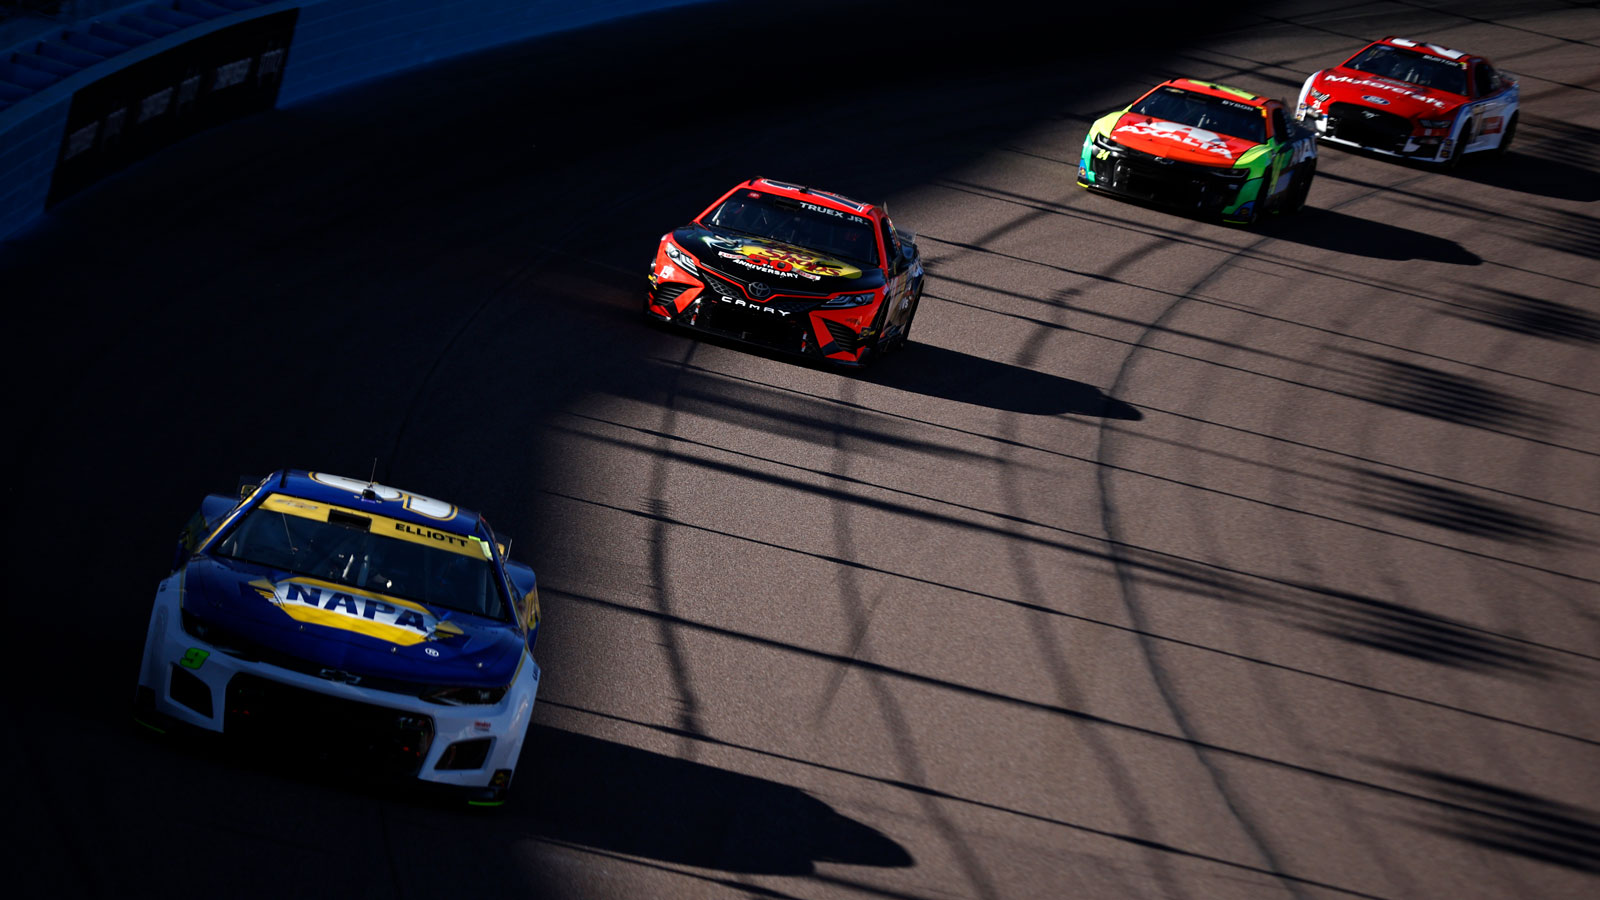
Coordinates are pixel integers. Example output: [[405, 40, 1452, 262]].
[[748, 282, 772, 300]]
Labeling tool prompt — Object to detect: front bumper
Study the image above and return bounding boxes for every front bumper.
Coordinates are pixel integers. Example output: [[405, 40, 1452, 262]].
[[1296, 107, 1450, 162], [135, 574, 539, 801], [646, 268, 879, 366], [1077, 137, 1262, 223]]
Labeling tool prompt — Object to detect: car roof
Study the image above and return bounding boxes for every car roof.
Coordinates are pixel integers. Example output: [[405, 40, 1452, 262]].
[[1158, 78, 1273, 108], [741, 177, 879, 219], [265, 469, 487, 537], [1371, 36, 1484, 65]]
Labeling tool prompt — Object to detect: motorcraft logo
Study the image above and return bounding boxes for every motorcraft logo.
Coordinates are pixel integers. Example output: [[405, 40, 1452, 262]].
[[1321, 73, 1448, 108], [1113, 120, 1238, 160]]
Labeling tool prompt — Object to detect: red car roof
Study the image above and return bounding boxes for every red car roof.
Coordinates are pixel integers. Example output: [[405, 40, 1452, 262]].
[[1160, 78, 1273, 108]]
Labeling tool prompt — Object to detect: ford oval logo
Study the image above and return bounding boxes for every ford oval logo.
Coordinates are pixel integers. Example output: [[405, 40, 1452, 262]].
[[1361, 95, 1391, 105], [748, 281, 772, 300]]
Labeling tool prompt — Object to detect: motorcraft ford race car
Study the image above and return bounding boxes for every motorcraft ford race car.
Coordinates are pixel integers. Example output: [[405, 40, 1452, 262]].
[[646, 178, 924, 367], [134, 470, 541, 805], [1296, 36, 1519, 164], [1078, 78, 1318, 224]]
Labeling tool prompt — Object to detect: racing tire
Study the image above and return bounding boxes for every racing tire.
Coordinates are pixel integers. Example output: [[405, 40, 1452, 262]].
[[1491, 112, 1517, 157]]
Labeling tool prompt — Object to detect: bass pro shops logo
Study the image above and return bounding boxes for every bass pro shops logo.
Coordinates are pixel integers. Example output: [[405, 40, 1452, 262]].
[[1114, 120, 1238, 160], [702, 234, 862, 282]]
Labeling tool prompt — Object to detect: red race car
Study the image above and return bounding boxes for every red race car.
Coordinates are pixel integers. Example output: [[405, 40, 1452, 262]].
[[1296, 36, 1519, 165], [645, 178, 924, 367]]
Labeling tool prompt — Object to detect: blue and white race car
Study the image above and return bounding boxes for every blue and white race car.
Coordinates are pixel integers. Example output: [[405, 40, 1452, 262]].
[[135, 470, 541, 805]]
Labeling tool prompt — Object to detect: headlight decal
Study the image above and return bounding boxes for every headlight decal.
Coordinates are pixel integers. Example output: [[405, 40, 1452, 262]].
[[820, 291, 877, 309], [663, 241, 699, 274]]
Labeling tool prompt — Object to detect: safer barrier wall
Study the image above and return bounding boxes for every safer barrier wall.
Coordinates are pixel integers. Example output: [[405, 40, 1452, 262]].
[[0, 0, 702, 242]]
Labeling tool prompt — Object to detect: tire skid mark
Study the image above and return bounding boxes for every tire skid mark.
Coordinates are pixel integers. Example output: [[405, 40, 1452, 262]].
[[1087, 169, 1447, 900], [810, 378, 1005, 900], [641, 362, 1600, 517], [556, 421, 1600, 589]]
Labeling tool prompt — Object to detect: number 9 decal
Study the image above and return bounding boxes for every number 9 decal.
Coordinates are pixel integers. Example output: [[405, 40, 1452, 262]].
[[179, 648, 210, 670]]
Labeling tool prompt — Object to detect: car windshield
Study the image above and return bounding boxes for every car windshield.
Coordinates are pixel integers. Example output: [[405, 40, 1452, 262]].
[[1344, 45, 1468, 95], [705, 192, 880, 266], [1129, 87, 1266, 143], [215, 496, 508, 620]]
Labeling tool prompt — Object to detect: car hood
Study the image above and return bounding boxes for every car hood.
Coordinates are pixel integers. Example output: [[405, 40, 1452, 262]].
[[675, 224, 884, 294], [1313, 67, 1464, 118], [1106, 112, 1260, 166], [183, 555, 522, 688]]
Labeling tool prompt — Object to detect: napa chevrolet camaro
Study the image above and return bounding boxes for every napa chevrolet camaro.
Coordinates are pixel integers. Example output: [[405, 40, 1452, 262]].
[[1296, 36, 1519, 165], [135, 470, 542, 805], [646, 178, 924, 366], [1078, 78, 1317, 224]]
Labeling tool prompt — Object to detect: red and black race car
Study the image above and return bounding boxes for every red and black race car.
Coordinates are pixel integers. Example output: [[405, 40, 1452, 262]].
[[646, 178, 924, 367], [1296, 36, 1520, 165]]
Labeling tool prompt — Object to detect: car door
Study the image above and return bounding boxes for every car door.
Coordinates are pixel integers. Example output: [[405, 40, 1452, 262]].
[[1264, 103, 1296, 202], [878, 213, 913, 334], [1466, 61, 1514, 151]]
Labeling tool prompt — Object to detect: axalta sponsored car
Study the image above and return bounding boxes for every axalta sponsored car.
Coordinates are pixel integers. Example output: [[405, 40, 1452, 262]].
[[646, 178, 923, 367], [1078, 78, 1317, 224], [1296, 36, 1519, 164], [135, 470, 542, 805]]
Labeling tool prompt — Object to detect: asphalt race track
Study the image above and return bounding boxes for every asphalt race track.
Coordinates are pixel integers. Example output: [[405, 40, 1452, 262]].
[[3, 1, 1597, 898]]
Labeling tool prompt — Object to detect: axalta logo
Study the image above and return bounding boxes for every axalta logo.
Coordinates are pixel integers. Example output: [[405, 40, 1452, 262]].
[[1114, 120, 1238, 159], [253, 578, 464, 647]]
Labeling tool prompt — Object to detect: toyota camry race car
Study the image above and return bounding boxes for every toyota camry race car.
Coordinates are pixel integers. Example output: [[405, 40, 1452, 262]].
[[1296, 36, 1519, 164], [646, 178, 924, 367], [1078, 78, 1317, 224], [135, 470, 542, 805]]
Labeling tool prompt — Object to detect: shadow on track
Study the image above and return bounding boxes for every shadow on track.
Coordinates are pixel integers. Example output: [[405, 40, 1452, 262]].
[[1342, 467, 1581, 547], [1450, 152, 1600, 203], [1444, 285, 1600, 343], [1379, 763, 1600, 875], [867, 342, 1143, 417], [1123, 552, 1567, 679], [1259, 206, 1480, 264], [511, 725, 912, 874]]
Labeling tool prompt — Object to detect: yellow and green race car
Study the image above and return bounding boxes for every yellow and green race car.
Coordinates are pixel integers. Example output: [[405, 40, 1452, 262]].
[[1078, 78, 1318, 225]]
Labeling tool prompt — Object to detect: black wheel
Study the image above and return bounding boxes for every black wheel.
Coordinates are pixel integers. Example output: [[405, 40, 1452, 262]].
[[1283, 160, 1315, 214], [1491, 112, 1517, 157]]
